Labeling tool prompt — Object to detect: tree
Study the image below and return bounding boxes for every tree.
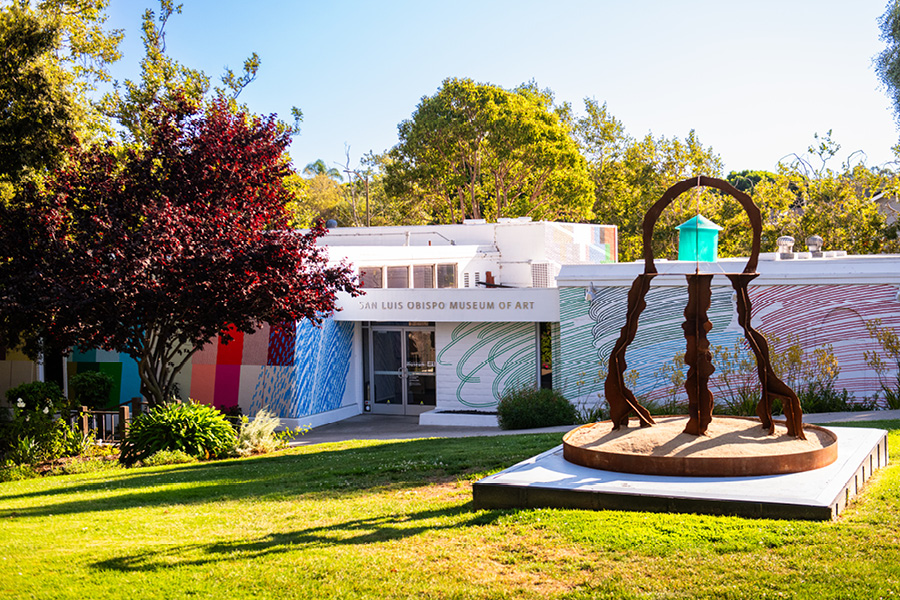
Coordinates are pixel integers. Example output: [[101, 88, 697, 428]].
[[0, 4, 74, 181], [302, 158, 342, 181], [0, 97, 360, 406], [0, 0, 121, 183], [384, 77, 594, 223], [878, 0, 900, 132], [747, 133, 900, 255], [573, 99, 724, 261], [726, 169, 777, 194], [102, 0, 209, 143]]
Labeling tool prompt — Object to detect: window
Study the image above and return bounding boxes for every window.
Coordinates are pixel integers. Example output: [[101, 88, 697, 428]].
[[413, 265, 434, 288], [436, 264, 457, 288], [387, 266, 409, 288], [359, 266, 382, 289]]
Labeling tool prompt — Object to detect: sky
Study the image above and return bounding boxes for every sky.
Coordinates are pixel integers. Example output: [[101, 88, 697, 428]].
[[103, 0, 900, 175]]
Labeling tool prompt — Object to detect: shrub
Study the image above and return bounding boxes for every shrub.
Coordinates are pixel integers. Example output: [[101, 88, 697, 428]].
[[233, 409, 309, 457], [575, 397, 608, 424], [5, 381, 67, 414], [48, 423, 95, 458], [7, 436, 41, 465], [797, 382, 854, 413], [142, 449, 197, 467], [234, 409, 282, 456], [119, 401, 237, 466], [47, 457, 120, 476], [497, 387, 578, 430], [0, 460, 38, 482], [1, 382, 77, 463], [69, 371, 114, 410]]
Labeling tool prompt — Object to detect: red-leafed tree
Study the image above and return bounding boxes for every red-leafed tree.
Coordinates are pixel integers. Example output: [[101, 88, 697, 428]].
[[0, 96, 359, 406]]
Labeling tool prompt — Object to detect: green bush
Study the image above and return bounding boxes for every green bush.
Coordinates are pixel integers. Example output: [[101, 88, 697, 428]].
[[1, 382, 75, 463], [142, 449, 197, 467], [69, 371, 114, 410], [5, 381, 67, 414], [119, 401, 237, 466], [797, 382, 853, 413], [47, 457, 119, 476], [497, 387, 578, 430], [0, 460, 38, 482]]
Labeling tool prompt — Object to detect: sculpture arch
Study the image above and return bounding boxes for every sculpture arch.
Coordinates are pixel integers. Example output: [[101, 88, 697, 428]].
[[603, 176, 805, 438]]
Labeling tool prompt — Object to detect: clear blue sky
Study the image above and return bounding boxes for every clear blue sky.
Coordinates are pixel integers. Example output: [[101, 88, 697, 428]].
[[104, 0, 898, 175]]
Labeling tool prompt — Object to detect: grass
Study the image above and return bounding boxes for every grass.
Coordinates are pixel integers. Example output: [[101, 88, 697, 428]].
[[0, 423, 899, 599]]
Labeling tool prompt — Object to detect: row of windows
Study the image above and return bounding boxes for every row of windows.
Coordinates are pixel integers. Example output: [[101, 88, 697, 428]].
[[359, 264, 458, 289]]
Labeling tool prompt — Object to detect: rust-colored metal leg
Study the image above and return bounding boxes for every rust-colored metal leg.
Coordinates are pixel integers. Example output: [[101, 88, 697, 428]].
[[605, 274, 656, 429], [683, 274, 715, 436], [726, 274, 805, 439]]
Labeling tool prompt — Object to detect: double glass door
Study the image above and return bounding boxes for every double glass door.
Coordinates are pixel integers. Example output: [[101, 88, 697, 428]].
[[371, 327, 436, 415]]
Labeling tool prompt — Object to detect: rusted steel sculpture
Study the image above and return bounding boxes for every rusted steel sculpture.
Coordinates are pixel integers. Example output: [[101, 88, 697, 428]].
[[604, 176, 805, 439]]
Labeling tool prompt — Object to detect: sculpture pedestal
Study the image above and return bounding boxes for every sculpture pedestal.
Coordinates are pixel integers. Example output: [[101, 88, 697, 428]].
[[563, 416, 837, 477], [473, 424, 887, 521]]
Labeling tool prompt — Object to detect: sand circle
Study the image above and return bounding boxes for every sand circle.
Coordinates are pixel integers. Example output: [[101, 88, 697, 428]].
[[562, 416, 838, 477]]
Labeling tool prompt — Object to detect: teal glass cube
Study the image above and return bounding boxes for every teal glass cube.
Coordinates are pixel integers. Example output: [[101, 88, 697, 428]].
[[676, 215, 723, 262]]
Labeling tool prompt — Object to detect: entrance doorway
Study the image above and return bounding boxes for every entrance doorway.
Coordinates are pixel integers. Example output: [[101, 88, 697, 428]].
[[370, 325, 436, 415]]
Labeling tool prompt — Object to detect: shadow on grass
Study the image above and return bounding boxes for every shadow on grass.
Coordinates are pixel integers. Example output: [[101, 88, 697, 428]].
[[0, 433, 562, 519], [91, 503, 508, 573]]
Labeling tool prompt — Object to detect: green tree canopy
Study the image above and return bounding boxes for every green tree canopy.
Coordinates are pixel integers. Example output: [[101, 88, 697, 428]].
[[574, 98, 724, 261], [748, 133, 900, 255], [0, 0, 121, 183], [303, 158, 343, 181], [878, 0, 900, 134], [384, 77, 594, 224]]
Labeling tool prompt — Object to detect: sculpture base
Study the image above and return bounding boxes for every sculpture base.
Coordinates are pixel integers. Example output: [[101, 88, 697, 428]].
[[563, 416, 837, 477], [473, 425, 887, 521]]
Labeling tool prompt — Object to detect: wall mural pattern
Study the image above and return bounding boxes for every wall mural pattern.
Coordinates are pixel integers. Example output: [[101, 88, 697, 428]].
[[64, 318, 354, 419], [436, 322, 536, 408], [556, 283, 900, 409], [249, 318, 354, 418]]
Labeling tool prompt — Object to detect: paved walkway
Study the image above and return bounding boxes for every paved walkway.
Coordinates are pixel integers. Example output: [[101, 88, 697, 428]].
[[291, 410, 900, 447]]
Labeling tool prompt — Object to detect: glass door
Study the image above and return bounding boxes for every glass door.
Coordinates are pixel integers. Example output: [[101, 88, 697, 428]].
[[370, 326, 436, 415], [372, 330, 404, 415], [404, 330, 436, 414]]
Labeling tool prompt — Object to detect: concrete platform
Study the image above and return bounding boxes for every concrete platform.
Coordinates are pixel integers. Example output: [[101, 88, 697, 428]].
[[473, 425, 889, 520]]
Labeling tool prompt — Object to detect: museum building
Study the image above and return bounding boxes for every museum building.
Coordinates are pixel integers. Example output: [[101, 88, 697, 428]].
[[1, 219, 898, 429]]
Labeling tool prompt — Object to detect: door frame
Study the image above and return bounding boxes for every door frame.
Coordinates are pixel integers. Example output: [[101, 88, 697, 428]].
[[369, 324, 436, 416]]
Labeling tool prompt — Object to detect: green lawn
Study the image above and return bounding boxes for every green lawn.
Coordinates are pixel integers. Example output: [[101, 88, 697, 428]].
[[2, 422, 900, 599]]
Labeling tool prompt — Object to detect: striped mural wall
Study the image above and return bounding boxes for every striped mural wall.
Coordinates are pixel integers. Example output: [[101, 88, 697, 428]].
[[435, 322, 537, 410], [557, 282, 900, 410]]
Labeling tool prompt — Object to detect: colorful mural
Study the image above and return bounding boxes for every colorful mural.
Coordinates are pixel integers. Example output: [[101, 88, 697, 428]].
[[0, 347, 39, 409], [64, 318, 355, 419], [556, 282, 900, 409], [248, 319, 354, 418], [68, 348, 141, 408]]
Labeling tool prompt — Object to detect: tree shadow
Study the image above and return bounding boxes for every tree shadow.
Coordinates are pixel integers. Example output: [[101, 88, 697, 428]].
[[91, 504, 508, 573], [0, 433, 560, 519]]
